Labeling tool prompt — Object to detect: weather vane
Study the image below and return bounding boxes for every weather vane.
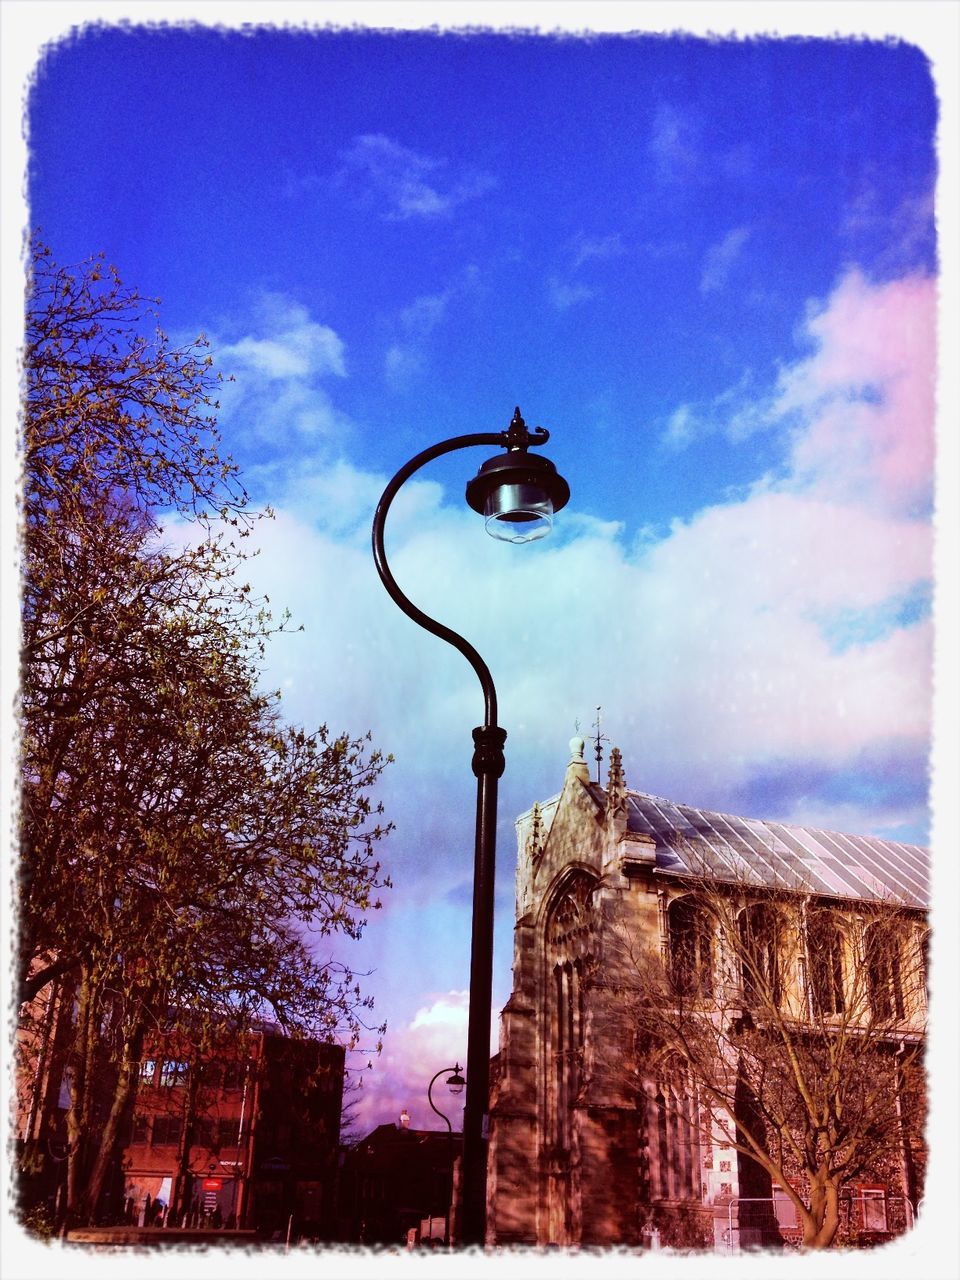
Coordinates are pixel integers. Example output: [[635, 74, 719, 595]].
[[592, 705, 609, 784]]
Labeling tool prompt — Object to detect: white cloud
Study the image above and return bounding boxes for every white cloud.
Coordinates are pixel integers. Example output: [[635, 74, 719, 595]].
[[648, 102, 700, 182], [218, 296, 346, 380], [658, 269, 936, 521], [337, 133, 496, 221], [547, 277, 596, 311], [700, 226, 751, 294], [774, 270, 935, 515], [352, 989, 469, 1133], [206, 266, 933, 1130], [572, 234, 625, 270], [208, 296, 350, 446], [385, 267, 479, 388], [662, 403, 698, 450]]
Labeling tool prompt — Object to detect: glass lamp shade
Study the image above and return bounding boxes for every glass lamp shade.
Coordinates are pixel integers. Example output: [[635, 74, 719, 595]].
[[483, 483, 554, 542], [465, 449, 570, 544], [446, 1066, 466, 1096]]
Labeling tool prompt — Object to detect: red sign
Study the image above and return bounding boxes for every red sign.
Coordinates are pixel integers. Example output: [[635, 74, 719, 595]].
[[202, 1178, 222, 1190]]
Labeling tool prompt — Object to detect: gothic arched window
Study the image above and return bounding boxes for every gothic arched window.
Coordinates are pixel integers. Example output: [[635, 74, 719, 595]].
[[544, 875, 596, 1152], [865, 922, 906, 1021], [738, 903, 784, 1008], [807, 911, 845, 1017], [667, 895, 713, 998], [644, 1066, 701, 1203]]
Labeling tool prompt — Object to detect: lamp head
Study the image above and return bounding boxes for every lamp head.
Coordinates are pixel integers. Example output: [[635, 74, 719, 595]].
[[446, 1064, 466, 1096], [465, 408, 570, 543]]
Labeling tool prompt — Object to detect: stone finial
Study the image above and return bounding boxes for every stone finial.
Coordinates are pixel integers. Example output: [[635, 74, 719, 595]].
[[567, 735, 590, 783], [607, 746, 627, 816], [526, 801, 544, 864]]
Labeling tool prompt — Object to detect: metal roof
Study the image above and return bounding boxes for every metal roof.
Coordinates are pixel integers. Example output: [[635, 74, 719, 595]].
[[592, 786, 928, 909]]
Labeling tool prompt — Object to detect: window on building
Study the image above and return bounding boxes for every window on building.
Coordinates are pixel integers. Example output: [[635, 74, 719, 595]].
[[138, 1059, 156, 1084], [222, 1061, 246, 1090], [545, 877, 595, 1153], [738, 903, 783, 1008], [771, 1185, 800, 1231], [865, 924, 905, 1021], [668, 896, 713, 997], [193, 1117, 214, 1149], [159, 1059, 189, 1088], [200, 1062, 223, 1088], [854, 1185, 888, 1232], [920, 928, 930, 1004], [646, 1073, 701, 1202], [119, 1111, 150, 1146], [217, 1117, 240, 1149], [807, 912, 845, 1016], [152, 1115, 183, 1146]]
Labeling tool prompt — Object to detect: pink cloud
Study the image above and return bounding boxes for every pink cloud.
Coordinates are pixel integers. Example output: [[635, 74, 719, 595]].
[[351, 991, 469, 1135], [776, 270, 937, 515]]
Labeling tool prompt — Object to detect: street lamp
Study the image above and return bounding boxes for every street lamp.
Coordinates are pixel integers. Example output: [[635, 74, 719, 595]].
[[372, 407, 570, 1247], [427, 1063, 466, 1246]]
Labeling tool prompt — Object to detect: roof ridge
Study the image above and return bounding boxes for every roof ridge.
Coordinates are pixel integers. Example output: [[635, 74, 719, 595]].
[[620, 787, 926, 852]]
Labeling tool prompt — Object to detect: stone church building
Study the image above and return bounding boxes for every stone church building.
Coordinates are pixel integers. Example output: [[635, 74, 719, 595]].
[[486, 738, 928, 1249]]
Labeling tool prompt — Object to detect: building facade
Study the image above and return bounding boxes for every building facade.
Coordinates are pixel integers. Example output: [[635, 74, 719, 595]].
[[337, 1115, 461, 1245], [119, 1030, 344, 1236], [486, 738, 928, 1249], [14, 1000, 344, 1239]]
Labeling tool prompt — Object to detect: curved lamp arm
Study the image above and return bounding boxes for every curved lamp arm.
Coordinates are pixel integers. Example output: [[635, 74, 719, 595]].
[[371, 422, 550, 728], [426, 1064, 462, 1135]]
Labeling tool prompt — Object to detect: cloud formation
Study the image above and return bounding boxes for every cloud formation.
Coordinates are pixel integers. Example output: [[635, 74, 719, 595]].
[[648, 102, 701, 182], [201, 264, 934, 1128], [700, 225, 751, 293], [209, 296, 351, 446], [353, 990, 469, 1133], [547, 277, 596, 311], [661, 269, 936, 519], [776, 270, 935, 515], [337, 133, 496, 221], [384, 267, 479, 388]]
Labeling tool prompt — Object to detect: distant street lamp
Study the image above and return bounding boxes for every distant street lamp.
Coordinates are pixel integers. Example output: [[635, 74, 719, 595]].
[[372, 407, 570, 1247], [427, 1062, 466, 1246]]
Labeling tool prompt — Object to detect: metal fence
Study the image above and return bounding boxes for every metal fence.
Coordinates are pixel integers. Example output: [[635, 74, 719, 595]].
[[722, 1193, 915, 1250]]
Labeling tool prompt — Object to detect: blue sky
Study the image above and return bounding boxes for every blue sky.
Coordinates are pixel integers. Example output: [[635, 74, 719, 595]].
[[8, 7, 953, 1151]]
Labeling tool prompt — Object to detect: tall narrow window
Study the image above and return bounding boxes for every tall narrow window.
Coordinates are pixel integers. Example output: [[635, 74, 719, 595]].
[[545, 875, 596, 1153], [865, 924, 905, 1021], [668, 896, 713, 997], [738, 904, 783, 1008], [650, 1074, 701, 1202], [807, 912, 845, 1016]]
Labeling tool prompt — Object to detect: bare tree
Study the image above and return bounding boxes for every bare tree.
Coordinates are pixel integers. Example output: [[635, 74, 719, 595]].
[[607, 853, 926, 1249], [17, 241, 392, 1228]]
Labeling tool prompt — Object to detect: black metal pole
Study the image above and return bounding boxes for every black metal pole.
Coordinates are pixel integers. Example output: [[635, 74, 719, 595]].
[[372, 415, 556, 1249], [460, 725, 505, 1245]]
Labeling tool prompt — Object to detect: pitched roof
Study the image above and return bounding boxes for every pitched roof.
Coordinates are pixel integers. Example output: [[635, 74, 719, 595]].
[[587, 784, 929, 909]]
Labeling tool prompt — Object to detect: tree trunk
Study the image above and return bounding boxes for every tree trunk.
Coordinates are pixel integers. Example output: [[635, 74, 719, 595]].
[[172, 1064, 202, 1224], [78, 1025, 144, 1223], [63, 969, 96, 1226], [802, 1167, 840, 1248]]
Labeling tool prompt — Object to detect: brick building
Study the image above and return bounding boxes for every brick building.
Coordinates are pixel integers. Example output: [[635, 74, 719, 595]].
[[15, 1000, 344, 1239], [486, 737, 927, 1249], [119, 1029, 343, 1236]]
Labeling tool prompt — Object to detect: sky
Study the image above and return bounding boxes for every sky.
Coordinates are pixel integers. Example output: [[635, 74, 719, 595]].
[[3, 3, 958, 1218]]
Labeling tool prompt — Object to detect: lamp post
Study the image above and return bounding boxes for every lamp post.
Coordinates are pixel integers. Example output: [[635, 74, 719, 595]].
[[372, 407, 570, 1247], [427, 1063, 465, 1246]]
